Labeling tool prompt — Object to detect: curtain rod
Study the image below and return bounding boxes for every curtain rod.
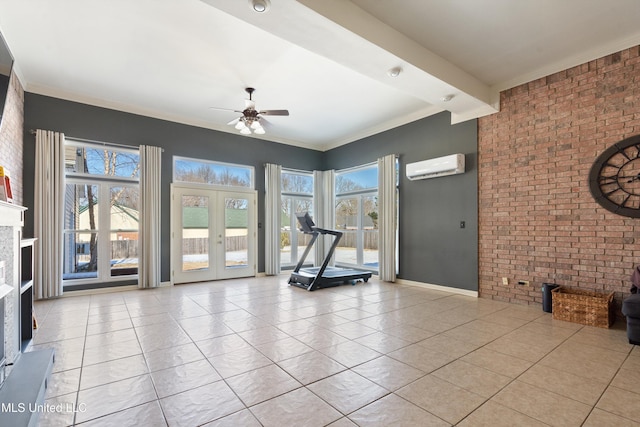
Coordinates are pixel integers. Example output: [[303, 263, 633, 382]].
[[29, 130, 164, 152]]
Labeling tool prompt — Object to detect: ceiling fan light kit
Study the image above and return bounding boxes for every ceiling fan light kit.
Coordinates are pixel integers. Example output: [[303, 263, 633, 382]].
[[235, 116, 264, 135]]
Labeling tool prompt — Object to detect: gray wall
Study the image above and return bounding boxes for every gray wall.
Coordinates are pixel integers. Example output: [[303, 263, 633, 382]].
[[22, 94, 324, 282], [23, 94, 478, 291], [324, 113, 478, 291]]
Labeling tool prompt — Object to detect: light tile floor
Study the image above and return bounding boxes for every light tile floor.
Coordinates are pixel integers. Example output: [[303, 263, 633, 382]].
[[29, 276, 639, 426]]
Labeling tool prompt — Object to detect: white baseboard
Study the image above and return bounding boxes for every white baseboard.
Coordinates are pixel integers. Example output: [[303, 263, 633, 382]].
[[395, 278, 478, 298], [60, 280, 173, 297], [61, 284, 139, 298]]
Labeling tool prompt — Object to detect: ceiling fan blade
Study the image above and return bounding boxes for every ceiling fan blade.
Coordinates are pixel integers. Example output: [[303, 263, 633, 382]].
[[210, 107, 242, 113], [259, 116, 273, 129], [227, 117, 240, 126], [259, 109, 289, 116]]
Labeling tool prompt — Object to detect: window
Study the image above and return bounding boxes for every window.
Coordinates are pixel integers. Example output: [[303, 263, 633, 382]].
[[335, 163, 379, 271], [63, 140, 140, 287], [173, 157, 254, 189], [280, 170, 313, 268]]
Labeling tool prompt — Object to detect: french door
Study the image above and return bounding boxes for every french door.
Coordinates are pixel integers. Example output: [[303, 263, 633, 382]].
[[171, 185, 256, 284]]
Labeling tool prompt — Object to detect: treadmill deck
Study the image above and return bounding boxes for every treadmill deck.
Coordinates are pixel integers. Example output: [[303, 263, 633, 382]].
[[289, 266, 371, 291]]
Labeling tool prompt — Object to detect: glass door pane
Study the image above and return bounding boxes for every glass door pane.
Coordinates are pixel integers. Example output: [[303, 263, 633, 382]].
[[215, 190, 256, 280], [63, 183, 99, 281], [110, 186, 139, 277], [64, 232, 98, 280], [294, 198, 313, 266], [224, 197, 248, 268], [181, 195, 210, 272], [362, 195, 379, 269], [280, 197, 292, 266], [335, 197, 358, 265]]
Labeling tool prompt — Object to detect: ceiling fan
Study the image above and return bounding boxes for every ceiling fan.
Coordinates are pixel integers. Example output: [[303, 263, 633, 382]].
[[212, 87, 289, 135]]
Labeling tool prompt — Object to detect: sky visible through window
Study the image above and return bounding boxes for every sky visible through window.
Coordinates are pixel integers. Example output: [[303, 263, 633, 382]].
[[65, 141, 140, 179], [174, 158, 252, 188], [336, 165, 378, 193]]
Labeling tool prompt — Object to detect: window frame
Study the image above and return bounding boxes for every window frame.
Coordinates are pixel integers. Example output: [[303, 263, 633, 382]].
[[63, 140, 140, 289], [64, 139, 141, 182], [335, 162, 379, 273], [173, 156, 255, 190], [335, 162, 378, 196], [280, 168, 314, 269]]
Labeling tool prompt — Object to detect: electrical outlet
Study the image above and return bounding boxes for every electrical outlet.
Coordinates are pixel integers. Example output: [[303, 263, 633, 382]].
[[517, 280, 530, 286], [502, 277, 508, 285]]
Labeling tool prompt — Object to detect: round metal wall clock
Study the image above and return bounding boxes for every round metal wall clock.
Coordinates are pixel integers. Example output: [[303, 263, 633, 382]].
[[589, 134, 640, 218]]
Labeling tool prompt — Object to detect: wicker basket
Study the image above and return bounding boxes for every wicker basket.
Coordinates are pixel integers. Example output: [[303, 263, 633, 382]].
[[551, 287, 614, 328]]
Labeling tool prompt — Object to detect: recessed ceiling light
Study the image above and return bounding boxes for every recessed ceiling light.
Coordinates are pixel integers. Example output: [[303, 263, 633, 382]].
[[441, 94, 455, 102], [387, 66, 402, 77], [250, 0, 271, 13]]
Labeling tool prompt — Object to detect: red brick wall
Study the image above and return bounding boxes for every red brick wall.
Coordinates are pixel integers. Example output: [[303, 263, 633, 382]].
[[478, 46, 640, 309], [0, 70, 24, 206]]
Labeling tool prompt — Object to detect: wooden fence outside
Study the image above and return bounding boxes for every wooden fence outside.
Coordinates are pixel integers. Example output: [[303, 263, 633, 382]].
[[111, 233, 378, 259], [283, 231, 378, 250], [111, 236, 248, 259]]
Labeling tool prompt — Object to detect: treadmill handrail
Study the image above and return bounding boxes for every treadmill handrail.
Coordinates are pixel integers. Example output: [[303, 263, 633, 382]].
[[313, 227, 343, 282], [298, 226, 343, 237], [292, 226, 344, 284], [292, 231, 319, 273], [312, 227, 343, 237]]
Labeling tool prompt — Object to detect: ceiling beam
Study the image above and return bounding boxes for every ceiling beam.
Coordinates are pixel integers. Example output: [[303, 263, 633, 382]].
[[202, 0, 498, 123]]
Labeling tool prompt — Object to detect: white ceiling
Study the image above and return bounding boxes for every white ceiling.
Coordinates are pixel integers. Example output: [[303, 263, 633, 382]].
[[0, 0, 639, 151]]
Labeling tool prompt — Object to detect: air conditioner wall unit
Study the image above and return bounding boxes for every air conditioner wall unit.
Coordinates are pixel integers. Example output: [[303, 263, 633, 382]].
[[406, 153, 465, 181]]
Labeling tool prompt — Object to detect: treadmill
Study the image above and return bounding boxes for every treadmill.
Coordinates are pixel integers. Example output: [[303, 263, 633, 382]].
[[288, 212, 372, 291]]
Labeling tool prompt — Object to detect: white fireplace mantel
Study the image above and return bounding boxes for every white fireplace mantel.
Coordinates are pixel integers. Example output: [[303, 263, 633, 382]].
[[0, 284, 11, 301], [0, 200, 25, 366], [0, 200, 26, 227], [0, 200, 55, 427]]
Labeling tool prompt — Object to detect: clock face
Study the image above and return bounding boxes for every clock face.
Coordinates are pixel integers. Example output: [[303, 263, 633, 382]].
[[589, 135, 640, 218]]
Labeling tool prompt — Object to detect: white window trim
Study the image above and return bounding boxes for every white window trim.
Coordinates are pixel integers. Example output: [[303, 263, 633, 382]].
[[63, 180, 140, 287], [173, 156, 255, 189], [335, 161, 378, 196], [63, 140, 141, 287], [65, 138, 141, 181], [280, 168, 314, 269], [334, 162, 379, 272]]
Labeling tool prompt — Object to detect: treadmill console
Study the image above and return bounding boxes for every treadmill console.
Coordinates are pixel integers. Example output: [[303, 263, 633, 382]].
[[295, 212, 315, 233]]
